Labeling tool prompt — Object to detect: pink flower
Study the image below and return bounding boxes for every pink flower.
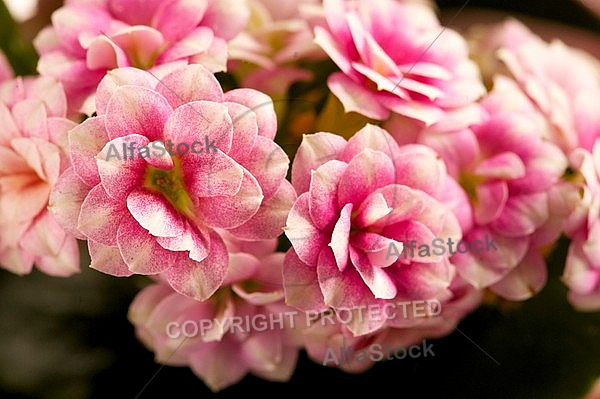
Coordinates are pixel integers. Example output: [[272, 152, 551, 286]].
[[227, 0, 325, 96], [283, 124, 471, 336], [388, 75, 571, 300], [0, 76, 79, 276], [128, 235, 300, 392], [562, 143, 600, 311], [313, 0, 485, 123], [34, 0, 250, 115], [470, 18, 600, 154], [49, 64, 296, 301]]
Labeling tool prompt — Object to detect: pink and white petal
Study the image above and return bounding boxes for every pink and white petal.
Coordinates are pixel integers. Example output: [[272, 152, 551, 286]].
[[221, 102, 257, 162], [48, 168, 90, 240], [474, 151, 526, 180], [492, 193, 549, 237], [35, 235, 80, 277], [237, 136, 289, 200], [228, 179, 296, 240], [474, 181, 508, 225], [105, 85, 172, 141], [309, 160, 345, 230], [337, 149, 395, 209], [10, 137, 59, 183], [182, 151, 244, 198], [47, 117, 77, 158], [20, 211, 66, 257], [78, 184, 128, 245], [188, 341, 249, 392], [156, 64, 224, 108], [330, 203, 352, 272], [453, 229, 529, 289], [223, 252, 259, 286], [317, 246, 373, 309], [0, 103, 19, 145], [51, 5, 112, 56], [165, 231, 228, 301], [284, 193, 328, 266], [143, 140, 173, 170], [0, 177, 49, 226], [110, 26, 165, 69], [157, 27, 213, 63], [490, 251, 547, 301], [223, 89, 277, 140], [95, 67, 158, 115], [340, 123, 401, 163], [282, 248, 328, 312], [387, 259, 453, 300], [201, 0, 250, 40], [0, 244, 34, 275], [197, 168, 263, 229], [69, 116, 109, 186], [349, 246, 397, 299], [328, 73, 389, 120], [117, 216, 177, 274], [563, 241, 599, 294], [384, 95, 445, 126], [126, 189, 185, 237], [12, 100, 48, 141], [88, 239, 133, 276], [153, 0, 207, 41], [96, 134, 148, 200], [352, 232, 405, 267], [188, 37, 229, 73], [291, 132, 347, 194], [567, 291, 600, 312], [164, 100, 232, 155], [155, 221, 210, 262], [85, 35, 130, 70], [392, 144, 446, 196], [353, 192, 393, 229]]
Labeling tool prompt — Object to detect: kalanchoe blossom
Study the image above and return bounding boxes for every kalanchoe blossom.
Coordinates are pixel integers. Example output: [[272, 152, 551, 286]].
[[387, 76, 572, 300], [0, 76, 79, 276], [128, 235, 300, 392], [283, 124, 471, 337], [34, 0, 250, 115], [469, 18, 600, 154], [562, 143, 600, 311], [227, 0, 325, 96], [49, 64, 296, 301], [312, 0, 485, 124]]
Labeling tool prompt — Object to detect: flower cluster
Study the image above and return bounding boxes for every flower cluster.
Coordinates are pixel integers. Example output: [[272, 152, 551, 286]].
[[2, 0, 600, 392]]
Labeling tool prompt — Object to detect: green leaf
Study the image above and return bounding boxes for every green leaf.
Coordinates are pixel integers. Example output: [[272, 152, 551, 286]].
[[0, 1, 38, 75]]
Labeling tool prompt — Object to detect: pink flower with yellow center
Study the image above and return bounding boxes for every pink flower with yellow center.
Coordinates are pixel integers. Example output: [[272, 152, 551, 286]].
[[50, 64, 296, 301]]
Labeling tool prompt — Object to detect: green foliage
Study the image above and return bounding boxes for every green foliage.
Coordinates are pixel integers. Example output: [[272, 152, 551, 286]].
[[0, 1, 38, 75]]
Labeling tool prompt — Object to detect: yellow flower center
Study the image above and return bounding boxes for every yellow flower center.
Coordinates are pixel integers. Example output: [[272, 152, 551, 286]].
[[142, 157, 195, 218]]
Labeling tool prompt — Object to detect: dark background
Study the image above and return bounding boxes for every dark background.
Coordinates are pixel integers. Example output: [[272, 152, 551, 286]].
[[1, 1, 600, 398]]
